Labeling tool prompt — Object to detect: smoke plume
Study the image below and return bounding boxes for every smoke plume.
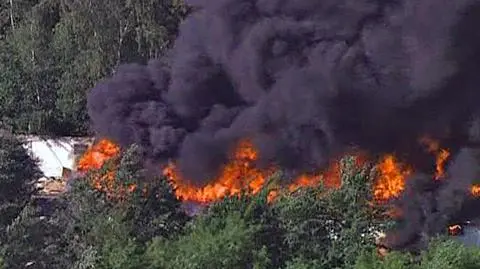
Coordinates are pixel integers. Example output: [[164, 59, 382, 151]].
[[88, 0, 480, 248]]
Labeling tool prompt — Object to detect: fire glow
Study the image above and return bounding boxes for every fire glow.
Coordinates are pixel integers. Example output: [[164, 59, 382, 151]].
[[77, 138, 480, 204], [163, 140, 348, 203], [77, 139, 136, 198]]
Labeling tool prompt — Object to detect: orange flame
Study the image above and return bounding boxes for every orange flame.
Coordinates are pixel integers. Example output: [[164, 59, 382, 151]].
[[435, 149, 450, 179], [471, 185, 480, 196], [373, 155, 411, 201], [448, 224, 463, 236], [163, 140, 275, 203], [419, 136, 450, 179], [77, 139, 120, 172], [77, 139, 137, 199], [163, 140, 333, 203], [77, 137, 480, 203]]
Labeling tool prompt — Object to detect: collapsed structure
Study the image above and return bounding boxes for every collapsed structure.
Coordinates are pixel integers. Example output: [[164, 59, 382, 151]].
[[20, 136, 94, 196]]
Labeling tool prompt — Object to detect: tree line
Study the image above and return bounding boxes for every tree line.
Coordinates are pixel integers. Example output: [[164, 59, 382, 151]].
[[0, 0, 188, 136]]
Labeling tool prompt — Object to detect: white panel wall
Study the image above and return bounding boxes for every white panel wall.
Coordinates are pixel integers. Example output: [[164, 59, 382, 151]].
[[20, 136, 93, 179]]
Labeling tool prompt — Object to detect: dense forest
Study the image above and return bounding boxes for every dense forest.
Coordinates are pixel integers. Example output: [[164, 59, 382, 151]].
[[1, 1, 480, 269], [0, 0, 188, 136]]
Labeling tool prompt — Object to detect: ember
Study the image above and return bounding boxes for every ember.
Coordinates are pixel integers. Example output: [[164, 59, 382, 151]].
[[448, 224, 463, 236]]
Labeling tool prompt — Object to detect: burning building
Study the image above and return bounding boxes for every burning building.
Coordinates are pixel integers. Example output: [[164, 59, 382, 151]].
[[20, 135, 94, 196], [85, 0, 480, 251]]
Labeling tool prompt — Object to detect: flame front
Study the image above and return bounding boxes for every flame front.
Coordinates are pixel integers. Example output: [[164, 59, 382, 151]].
[[77, 138, 480, 203], [163, 140, 331, 203], [163, 141, 275, 203]]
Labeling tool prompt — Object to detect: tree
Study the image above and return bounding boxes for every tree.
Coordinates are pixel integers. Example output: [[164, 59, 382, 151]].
[[0, 131, 42, 237], [51, 0, 189, 136], [354, 238, 480, 269], [50, 144, 188, 268], [273, 156, 388, 268], [112, 145, 189, 242], [0, 1, 61, 135], [0, 0, 42, 39], [0, 0, 189, 136], [1, 204, 69, 269], [144, 178, 280, 269], [145, 156, 391, 269], [145, 212, 271, 269]]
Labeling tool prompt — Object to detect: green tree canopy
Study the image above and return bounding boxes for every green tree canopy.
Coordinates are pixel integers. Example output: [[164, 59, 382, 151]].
[[355, 238, 480, 269], [0, 0, 189, 136], [0, 131, 41, 236]]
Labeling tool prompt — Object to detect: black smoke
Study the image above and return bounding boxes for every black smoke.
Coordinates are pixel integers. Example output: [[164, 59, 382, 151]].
[[88, 0, 480, 248], [384, 148, 480, 250]]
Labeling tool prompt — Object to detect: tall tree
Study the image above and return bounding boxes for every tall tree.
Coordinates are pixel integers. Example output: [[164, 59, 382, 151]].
[[0, 131, 42, 239], [0, 0, 189, 136], [0, 0, 61, 135], [52, 0, 189, 136], [0, 0, 41, 39]]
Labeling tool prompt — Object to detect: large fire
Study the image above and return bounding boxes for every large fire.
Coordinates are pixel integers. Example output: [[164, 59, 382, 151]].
[[163, 140, 277, 203], [77, 137, 480, 204], [77, 139, 136, 199], [373, 155, 411, 201], [77, 139, 120, 171], [163, 140, 345, 203]]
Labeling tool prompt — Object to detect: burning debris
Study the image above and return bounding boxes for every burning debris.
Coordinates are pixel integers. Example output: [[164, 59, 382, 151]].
[[448, 224, 463, 236], [85, 0, 480, 250], [77, 139, 120, 172]]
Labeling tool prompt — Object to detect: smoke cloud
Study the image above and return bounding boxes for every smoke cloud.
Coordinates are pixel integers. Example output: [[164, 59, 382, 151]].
[[87, 0, 480, 248]]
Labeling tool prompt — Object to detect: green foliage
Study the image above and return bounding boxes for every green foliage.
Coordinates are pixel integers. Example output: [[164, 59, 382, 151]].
[[0, 0, 189, 136], [1, 204, 68, 269], [273, 156, 386, 268], [0, 1, 61, 134], [146, 212, 271, 269], [144, 177, 280, 269], [50, 144, 188, 268], [418, 238, 480, 269], [283, 257, 324, 269], [114, 145, 190, 242], [354, 238, 480, 269], [145, 157, 390, 269], [0, 134, 475, 269], [77, 211, 145, 269], [0, 132, 42, 238], [3, 2, 467, 269], [355, 250, 412, 269]]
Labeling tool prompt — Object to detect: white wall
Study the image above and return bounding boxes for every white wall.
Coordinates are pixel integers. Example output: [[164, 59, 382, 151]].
[[21, 136, 93, 178]]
